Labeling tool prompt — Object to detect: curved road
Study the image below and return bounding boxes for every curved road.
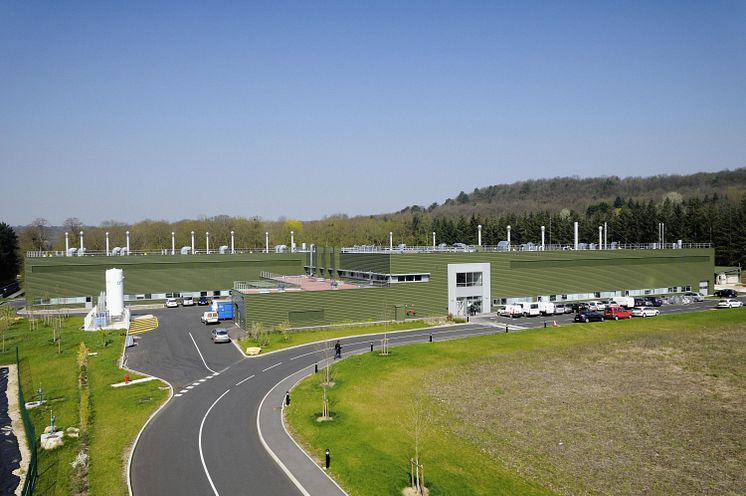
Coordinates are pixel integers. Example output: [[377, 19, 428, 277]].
[[127, 300, 736, 495]]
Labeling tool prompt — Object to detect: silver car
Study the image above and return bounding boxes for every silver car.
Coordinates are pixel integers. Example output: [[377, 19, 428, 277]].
[[211, 327, 231, 343]]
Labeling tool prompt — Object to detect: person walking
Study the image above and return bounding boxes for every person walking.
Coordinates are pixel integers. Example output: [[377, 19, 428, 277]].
[[334, 340, 342, 359]]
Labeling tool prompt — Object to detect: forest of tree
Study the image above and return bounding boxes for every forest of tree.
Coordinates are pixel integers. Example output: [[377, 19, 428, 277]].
[[11, 168, 746, 271]]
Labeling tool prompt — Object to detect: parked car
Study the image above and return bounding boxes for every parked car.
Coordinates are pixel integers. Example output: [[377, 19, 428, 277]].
[[587, 300, 606, 311], [632, 306, 660, 317], [604, 305, 632, 320], [643, 297, 663, 307], [201, 311, 219, 324], [633, 298, 648, 308], [211, 327, 231, 343], [682, 292, 705, 302], [717, 298, 743, 308], [574, 311, 604, 323], [571, 302, 590, 313], [182, 296, 195, 306], [197, 295, 210, 306], [553, 304, 567, 315], [714, 289, 738, 298], [165, 298, 178, 308]]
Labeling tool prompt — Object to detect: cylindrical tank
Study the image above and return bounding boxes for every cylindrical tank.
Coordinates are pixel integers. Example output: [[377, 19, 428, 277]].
[[105, 268, 124, 317]]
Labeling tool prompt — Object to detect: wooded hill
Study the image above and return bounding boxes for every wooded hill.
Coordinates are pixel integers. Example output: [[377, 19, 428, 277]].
[[13, 168, 746, 269], [399, 168, 746, 219]]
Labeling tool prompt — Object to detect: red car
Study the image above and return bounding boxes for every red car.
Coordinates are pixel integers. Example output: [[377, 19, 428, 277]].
[[604, 305, 632, 320]]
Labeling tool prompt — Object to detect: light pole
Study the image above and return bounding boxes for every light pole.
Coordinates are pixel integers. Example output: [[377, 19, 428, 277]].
[[231, 231, 235, 254], [65, 232, 69, 256], [106, 232, 110, 256], [171, 232, 175, 255], [206, 232, 210, 255], [126, 230, 130, 254], [191, 231, 195, 254]]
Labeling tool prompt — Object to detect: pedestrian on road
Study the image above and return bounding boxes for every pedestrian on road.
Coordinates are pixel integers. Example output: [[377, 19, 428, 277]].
[[334, 340, 341, 359]]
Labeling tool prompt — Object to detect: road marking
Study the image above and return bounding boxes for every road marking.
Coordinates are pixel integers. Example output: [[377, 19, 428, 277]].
[[235, 374, 255, 386], [289, 349, 324, 361], [257, 377, 312, 496], [179, 389, 188, 393], [199, 379, 207, 383], [190, 332, 218, 375], [199, 389, 231, 496], [262, 362, 282, 372], [192, 382, 201, 386], [174, 393, 182, 397], [187, 385, 194, 389], [211, 372, 220, 377]]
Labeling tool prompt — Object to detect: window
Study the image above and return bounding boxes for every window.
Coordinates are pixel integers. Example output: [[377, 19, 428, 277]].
[[456, 272, 483, 287]]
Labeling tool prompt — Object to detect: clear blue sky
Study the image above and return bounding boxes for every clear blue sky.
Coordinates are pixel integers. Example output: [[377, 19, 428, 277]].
[[2, 1, 744, 226]]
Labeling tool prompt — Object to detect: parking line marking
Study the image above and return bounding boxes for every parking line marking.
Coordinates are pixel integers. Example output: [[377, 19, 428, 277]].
[[262, 362, 282, 373], [235, 374, 255, 386]]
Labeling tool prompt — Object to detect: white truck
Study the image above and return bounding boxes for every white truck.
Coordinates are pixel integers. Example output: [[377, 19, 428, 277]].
[[610, 296, 635, 308]]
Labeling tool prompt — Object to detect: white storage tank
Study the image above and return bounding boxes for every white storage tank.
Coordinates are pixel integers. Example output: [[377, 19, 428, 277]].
[[105, 268, 124, 317]]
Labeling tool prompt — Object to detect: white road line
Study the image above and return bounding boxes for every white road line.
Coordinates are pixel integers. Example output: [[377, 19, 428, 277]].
[[187, 385, 194, 389], [179, 389, 188, 393], [192, 382, 201, 386], [174, 393, 183, 397], [289, 349, 321, 361], [199, 379, 207, 382], [235, 374, 255, 386], [199, 388, 231, 496], [190, 332, 218, 375], [262, 362, 282, 372]]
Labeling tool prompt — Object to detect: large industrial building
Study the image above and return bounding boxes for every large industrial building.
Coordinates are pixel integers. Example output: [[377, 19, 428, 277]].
[[25, 242, 714, 330]]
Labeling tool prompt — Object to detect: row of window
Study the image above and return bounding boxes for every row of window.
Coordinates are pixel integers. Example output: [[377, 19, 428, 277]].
[[494, 285, 697, 306], [337, 269, 430, 284]]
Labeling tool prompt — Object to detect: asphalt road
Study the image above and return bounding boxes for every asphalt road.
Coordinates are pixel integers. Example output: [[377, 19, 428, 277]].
[[127, 298, 741, 496]]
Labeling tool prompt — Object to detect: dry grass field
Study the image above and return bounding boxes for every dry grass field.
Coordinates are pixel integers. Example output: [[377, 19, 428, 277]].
[[429, 323, 746, 495]]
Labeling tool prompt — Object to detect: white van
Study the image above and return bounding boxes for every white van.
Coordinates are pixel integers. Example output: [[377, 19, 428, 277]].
[[518, 302, 541, 317], [499, 304, 524, 318], [537, 302, 555, 316], [201, 311, 219, 324]]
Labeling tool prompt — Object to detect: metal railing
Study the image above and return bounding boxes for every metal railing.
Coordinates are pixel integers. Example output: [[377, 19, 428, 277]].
[[341, 242, 712, 254], [16, 347, 37, 496], [26, 247, 312, 258]]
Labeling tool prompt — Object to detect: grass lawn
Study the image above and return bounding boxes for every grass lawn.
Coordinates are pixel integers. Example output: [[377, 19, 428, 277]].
[[0, 315, 168, 495], [285, 309, 746, 496], [237, 320, 434, 354]]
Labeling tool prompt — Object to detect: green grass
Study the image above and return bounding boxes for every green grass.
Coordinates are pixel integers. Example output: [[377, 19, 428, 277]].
[[285, 310, 746, 496], [236, 320, 434, 354], [0, 316, 168, 495]]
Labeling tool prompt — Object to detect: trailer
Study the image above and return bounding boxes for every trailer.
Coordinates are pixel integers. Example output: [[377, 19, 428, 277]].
[[211, 300, 234, 320]]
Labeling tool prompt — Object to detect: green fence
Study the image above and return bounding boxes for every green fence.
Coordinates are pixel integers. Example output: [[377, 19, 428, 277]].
[[16, 347, 37, 496]]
